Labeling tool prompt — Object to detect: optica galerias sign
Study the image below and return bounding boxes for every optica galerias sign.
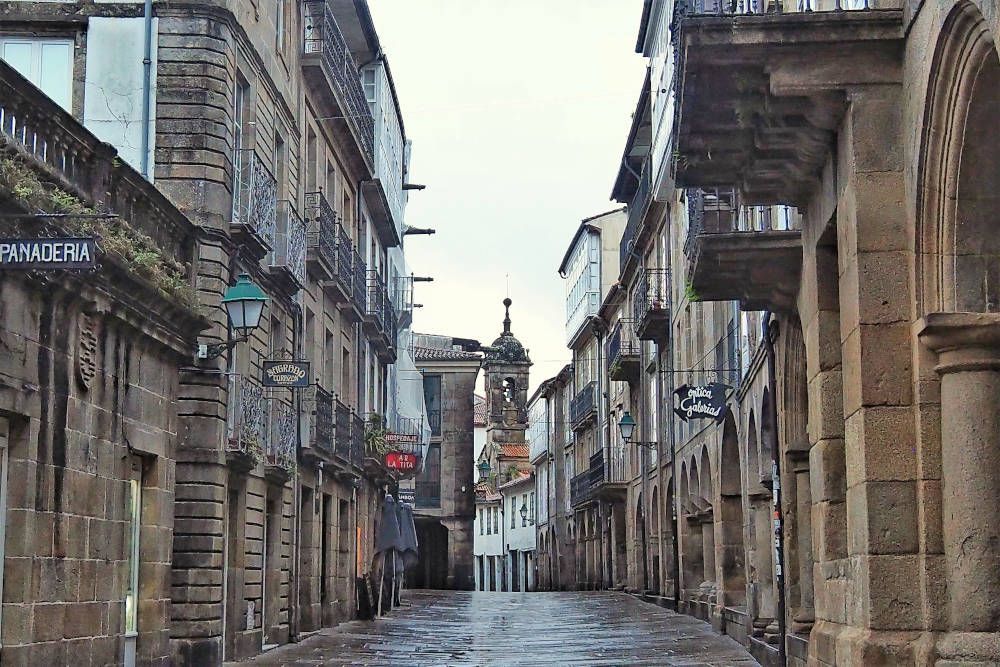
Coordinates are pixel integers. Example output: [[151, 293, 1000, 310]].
[[385, 451, 418, 471]]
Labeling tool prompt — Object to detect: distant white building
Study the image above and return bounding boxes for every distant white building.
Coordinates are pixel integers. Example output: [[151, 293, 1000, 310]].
[[473, 481, 504, 591], [500, 473, 536, 592]]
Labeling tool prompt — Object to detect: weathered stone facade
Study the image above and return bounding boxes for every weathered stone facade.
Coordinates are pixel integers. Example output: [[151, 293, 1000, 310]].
[[0, 58, 204, 665], [407, 334, 480, 591], [535, 0, 1000, 665], [0, 0, 422, 663]]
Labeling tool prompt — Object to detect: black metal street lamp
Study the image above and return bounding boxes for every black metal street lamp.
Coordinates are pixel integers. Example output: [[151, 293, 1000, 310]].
[[519, 503, 528, 527], [477, 460, 491, 481]]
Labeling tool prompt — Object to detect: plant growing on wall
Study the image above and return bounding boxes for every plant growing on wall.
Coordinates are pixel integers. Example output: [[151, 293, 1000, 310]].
[[365, 413, 389, 456], [684, 280, 700, 303], [0, 156, 198, 309], [505, 464, 519, 482]]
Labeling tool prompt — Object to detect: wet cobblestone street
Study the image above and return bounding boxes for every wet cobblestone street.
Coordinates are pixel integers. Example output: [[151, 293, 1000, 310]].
[[238, 590, 759, 666]]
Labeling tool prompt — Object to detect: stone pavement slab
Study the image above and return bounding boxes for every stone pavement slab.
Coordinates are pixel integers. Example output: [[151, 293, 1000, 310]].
[[237, 590, 759, 666]]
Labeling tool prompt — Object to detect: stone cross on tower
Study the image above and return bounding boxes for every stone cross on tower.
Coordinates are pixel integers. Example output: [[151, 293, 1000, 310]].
[[482, 298, 532, 445]]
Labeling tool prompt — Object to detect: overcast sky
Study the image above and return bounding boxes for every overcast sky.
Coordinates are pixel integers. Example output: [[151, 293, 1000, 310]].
[[369, 0, 647, 392]]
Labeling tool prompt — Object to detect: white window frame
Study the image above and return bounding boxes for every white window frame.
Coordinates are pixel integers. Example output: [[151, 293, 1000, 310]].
[[0, 37, 74, 111]]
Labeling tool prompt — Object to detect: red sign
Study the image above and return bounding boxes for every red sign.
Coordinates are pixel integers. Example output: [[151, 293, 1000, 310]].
[[385, 451, 418, 471]]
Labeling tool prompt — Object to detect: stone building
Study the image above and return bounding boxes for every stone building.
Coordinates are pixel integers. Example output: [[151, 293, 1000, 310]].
[[407, 333, 480, 591], [498, 471, 535, 592], [558, 209, 626, 592], [0, 59, 205, 666], [538, 0, 1000, 664], [531, 365, 575, 592], [0, 0, 429, 663]]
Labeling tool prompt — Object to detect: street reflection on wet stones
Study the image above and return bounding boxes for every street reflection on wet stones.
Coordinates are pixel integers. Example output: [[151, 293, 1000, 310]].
[[240, 590, 759, 666]]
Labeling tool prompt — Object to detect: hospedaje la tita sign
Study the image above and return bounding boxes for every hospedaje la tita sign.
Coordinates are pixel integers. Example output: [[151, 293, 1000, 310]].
[[0, 238, 97, 270]]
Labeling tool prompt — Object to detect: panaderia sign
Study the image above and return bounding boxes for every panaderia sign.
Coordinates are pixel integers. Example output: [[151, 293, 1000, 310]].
[[0, 238, 97, 270], [673, 382, 731, 423]]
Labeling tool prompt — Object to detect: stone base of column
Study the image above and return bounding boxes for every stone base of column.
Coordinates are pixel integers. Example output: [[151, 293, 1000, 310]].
[[810, 622, 936, 666], [937, 632, 1000, 664]]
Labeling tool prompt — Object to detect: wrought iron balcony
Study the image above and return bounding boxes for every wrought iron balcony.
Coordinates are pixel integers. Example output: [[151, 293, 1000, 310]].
[[620, 163, 653, 277], [302, 0, 375, 169], [672, 0, 903, 205], [336, 224, 355, 303], [304, 191, 337, 282], [428, 409, 441, 438], [570, 451, 605, 507], [351, 248, 367, 317], [227, 375, 267, 466], [308, 385, 335, 458], [364, 270, 388, 334], [267, 400, 297, 474], [364, 271, 397, 363], [684, 187, 802, 311], [633, 268, 670, 342], [232, 148, 277, 253], [395, 275, 415, 329], [607, 319, 641, 383], [271, 200, 307, 291], [351, 411, 365, 470], [570, 381, 598, 431]]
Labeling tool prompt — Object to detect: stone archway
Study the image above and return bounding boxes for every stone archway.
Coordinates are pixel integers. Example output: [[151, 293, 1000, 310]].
[[635, 492, 648, 591], [918, 1, 1000, 314], [719, 413, 747, 610], [917, 3, 1000, 649]]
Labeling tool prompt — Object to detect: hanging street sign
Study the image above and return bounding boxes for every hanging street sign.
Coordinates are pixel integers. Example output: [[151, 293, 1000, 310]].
[[385, 431, 420, 445], [673, 382, 731, 423], [261, 360, 311, 388], [397, 488, 415, 506], [385, 451, 418, 471], [0, 237, 97, 270]]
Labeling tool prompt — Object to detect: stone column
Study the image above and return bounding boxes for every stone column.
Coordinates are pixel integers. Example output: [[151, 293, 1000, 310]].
[[919, 312, 1000, 632], [791, 454, 814, 633]]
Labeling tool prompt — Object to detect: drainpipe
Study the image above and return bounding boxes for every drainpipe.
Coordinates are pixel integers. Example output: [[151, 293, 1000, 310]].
[[762, 311, 787, 666], [140, 0, 153, 179]]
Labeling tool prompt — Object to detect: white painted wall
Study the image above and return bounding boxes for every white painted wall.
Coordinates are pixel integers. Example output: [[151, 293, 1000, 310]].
[[83, 17, 156, 177]]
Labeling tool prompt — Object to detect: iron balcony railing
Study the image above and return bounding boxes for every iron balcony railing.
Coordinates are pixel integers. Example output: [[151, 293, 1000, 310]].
[[633, 268, 671, 327], [310, 385, 335, 457], [570, 451, 605, 507], [388, 417, 424, 458], [334, 398, 352, 464], [428, 409, 441, 437], [273, 200, 307, 288], [352, 248, 367, 313], [569, 381, 598, 430], [607, 319, 639, 369], [304, 191, 339, 277], [303, 0, 374, 163], [336, 223, 354, 294], [267, 400, 297, 471], [678, 0, 874, 16], [620, 162, 653, 273], [351, 412, 364, 469], [228, 375, 267, 462], [367, 270, 389, 332], [232, 148, 278, 249], [684, 187, 798, 257]]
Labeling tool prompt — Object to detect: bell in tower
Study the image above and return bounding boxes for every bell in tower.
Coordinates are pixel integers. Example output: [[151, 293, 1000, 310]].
[[482, 298, 532, 444]]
